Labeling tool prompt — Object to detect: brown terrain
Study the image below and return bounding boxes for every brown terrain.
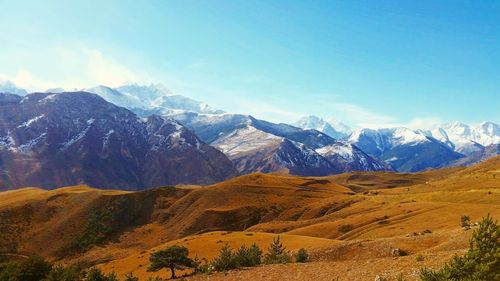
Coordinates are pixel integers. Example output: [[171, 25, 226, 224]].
[[0, 156, 498, 280]]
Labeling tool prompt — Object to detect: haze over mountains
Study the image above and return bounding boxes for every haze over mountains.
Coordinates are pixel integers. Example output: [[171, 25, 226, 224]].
[[0, 80, 498, 190]]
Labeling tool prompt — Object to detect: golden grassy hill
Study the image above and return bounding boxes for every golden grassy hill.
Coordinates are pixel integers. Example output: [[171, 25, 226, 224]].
[[0, 156, 498, 280]]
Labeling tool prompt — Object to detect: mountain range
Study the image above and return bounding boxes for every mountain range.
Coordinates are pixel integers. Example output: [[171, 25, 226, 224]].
[[0, 80, 498, 189], [0, 91, 235, 189]]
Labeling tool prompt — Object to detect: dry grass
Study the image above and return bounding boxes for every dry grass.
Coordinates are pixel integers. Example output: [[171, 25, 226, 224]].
[[0, 156, 498, 280]]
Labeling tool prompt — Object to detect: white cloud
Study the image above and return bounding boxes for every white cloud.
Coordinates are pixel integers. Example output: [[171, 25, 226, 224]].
[[0, 45, 149, 91], [0, 69, 55, 91]]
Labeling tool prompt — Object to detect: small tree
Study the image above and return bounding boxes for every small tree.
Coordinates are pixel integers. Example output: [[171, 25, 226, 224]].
[[264, 236, 292, 264], [420, 214, 499, 281], [296, 248, 309, 263], [461, 215, 471, 228], [148, 246, 194, 279], [247, 243, 263, 266], [212, 244, 236, 271]]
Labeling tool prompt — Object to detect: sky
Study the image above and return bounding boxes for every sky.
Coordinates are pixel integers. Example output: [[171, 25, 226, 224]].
[[0, 0, 499, 128]]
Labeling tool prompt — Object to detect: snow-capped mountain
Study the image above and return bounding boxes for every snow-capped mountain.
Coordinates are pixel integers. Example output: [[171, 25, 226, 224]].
[[471, 122, 500, 146], [172, 112, 389, 175], [0, 80, 28, 96], [424, 121, 500, 155], [294, 115, 350, 139], [85, 83, 223, 115], [348, 127, 463, 172], [0, 91, 236, 190], [316, 142, 388, 172], [212, 125, 338, 175]]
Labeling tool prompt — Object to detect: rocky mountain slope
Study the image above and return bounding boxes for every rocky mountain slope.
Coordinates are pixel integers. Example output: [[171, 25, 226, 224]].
[[0, 92, 236, 190], [348, 127, 464, 172], [173, 112, 387, 175]]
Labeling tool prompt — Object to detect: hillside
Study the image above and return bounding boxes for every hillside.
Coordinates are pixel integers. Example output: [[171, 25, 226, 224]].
[[0, 156, 498, 280]]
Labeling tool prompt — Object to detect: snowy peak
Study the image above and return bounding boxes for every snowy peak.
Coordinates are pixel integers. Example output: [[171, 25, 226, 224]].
[[348, 127, 462, 172], [212, 125, 282, 157], [316, 141, 388, 172], [426, 121, 499, 155], [85, 83, 223, 115], [294, 115, 350, 139]]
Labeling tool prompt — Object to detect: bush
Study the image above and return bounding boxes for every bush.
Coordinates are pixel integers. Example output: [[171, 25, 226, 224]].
[[232, 244, 262, 267], [264, 236, 292, 264], [70, 197, 144, 253], [123, 272, 139, 281], [461, 215, 471, 228], [415, 255, 425, 262], [420, 214, 499, 281], [43, 263, 86, 281], [212, 244, 236, 271], [338, 224, 354, 233], [295, 248, 309, 263], [0, 256, 52, 281], [85, 268, 118, 281]]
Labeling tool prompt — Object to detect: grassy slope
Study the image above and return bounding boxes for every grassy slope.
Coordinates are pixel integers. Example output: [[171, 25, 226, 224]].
[[0, 156, 498, 280]]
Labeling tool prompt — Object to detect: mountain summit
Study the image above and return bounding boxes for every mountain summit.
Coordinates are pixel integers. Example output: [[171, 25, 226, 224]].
[[294, 115, 350, 139]]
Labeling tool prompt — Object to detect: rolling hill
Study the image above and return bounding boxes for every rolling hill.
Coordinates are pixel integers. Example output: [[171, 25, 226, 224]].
[[0, 156, 498, 280]]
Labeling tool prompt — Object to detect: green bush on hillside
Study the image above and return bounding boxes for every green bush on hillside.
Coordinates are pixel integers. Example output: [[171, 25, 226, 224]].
[[70, 197, 142, 252], [263, 236, 292, 264], [419, 214, 499, 281]]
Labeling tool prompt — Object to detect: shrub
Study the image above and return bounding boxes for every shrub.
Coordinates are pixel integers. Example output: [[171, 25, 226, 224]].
[[415, 255, 425, 262], [85, 268, 118, 281], [123, 272, 139, 281], [70, 197, 143, 253], [0, 256, 52, 281], [43, 263, 86, 281], [148, 245, 194, 279], [420, 214, 499, 281], [338, 224, 353, 233], [461, 215, 471, 228], [212, 244, 236, 271], [264, 236, 292, 264], [295, 248, 309, 263], [232, 244, 261, 267], [247, 243, 263, 266]]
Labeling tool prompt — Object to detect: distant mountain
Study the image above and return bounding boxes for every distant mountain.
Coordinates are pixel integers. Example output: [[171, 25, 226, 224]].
[[294, 115, 350, 139], [0, 91, 236, 190], [86, 84, 224, 115], [450, 143, 500, 167], [172, 112, 388, 175], [316, 142, 388, 172], [423, 121, 499, 155], [0, 80, 28, 96], [348, 127, 464, 172], [211, 125, 338, 176]]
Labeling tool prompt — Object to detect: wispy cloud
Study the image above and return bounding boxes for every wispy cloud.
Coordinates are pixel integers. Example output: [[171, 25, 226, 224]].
[[0, 44, 150, 91]]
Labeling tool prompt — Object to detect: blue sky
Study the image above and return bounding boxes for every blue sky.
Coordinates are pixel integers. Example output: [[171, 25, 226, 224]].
[[0, 0, 498, 128]]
